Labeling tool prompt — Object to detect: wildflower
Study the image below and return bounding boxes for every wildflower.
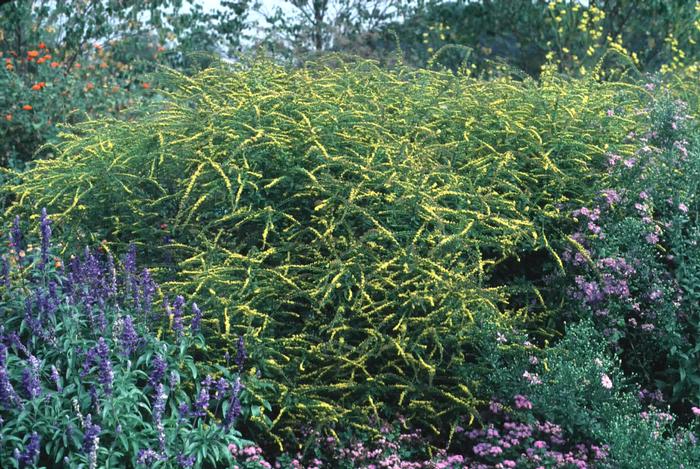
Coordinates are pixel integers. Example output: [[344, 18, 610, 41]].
[[0, 366, 20, 409], [172, 295, 185, 338], [15, 432, 40, 467], [600, 189, 620, 206], [679, 203, 689, 213], [27, 50, 39, 58], [38, 208, 51, 270], [533, 440, 547, 449], [514, 394, 533, 409], [191, 302, 202, 332], [137, 448, 160, 465], [523, 371, 542, 385], [50, 61, 60, 68], [22, 355, 41, 399], [141, 268, 156, 313], [646, 232, 659, 244], [194, 375, 214, 418], [82, 414, 101, 453], [142, 82, 151, 89], [601, 373, 613, 389], [692, 407, 700, 416], [31, 82, 45, 91], [149, 355, 167, 387], [623, 158, 636, 168], [119, 315, 139, 356], [10, 215, 23, 253], [50, 365, 62, 392], [1, 255, 9, 288], [152, 383, 167, 453], [224, 377, 242, 428], [177, 454, 196, 467], [5, 114, 11, 121], [22, 105, 32, 111], [606, 109, 614, 117], [95, 338, 113, 395], [38, 42, 46, 49]]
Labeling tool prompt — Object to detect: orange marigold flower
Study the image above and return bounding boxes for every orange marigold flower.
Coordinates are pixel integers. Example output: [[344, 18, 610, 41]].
[[50, 61, 60, 68], [31, 83, 42, 91], [22, 105, 32, 111], [38, 42, 46, 49], [43, 54, 52, 60], [27, 50, 39, 58], [36, 57, 46, 64], [142, 82, 150, 89]]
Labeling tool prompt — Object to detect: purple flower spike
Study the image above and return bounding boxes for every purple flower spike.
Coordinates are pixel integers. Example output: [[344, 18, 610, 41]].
[[22, 355, 41, 400], [15, 432, 40, 468], [149, 355, 167, 387], [10, 215, 23, 254], [95, 338, 113, 395], [235, 335, 246, 371], [50, 365, 62, 392], [82, 414, 101, 454], [120, 315, 140, 356], [38, 208, 52, 270], [1, 255, 9, 288], [172, 296, 185, 338], [0, 366, 20, 409], [191, 302, 202, 332]]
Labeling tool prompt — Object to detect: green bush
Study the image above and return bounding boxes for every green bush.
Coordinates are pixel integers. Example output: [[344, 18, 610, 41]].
[[3, 58, 653, 445]]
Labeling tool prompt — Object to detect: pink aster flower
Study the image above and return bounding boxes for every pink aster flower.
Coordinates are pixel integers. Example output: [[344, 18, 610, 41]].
[[601, 373, 613, 389]]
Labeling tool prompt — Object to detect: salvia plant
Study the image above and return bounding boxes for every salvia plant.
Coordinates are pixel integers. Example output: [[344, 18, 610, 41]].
[[0, 211, 256, 468]]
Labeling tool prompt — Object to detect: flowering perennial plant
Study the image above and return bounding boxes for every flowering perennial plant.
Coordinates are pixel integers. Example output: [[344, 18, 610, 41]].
[[0, 211, 252, 467]]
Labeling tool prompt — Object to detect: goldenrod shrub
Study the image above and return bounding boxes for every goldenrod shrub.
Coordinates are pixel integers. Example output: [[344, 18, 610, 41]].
[[4, 57, 652, 443]]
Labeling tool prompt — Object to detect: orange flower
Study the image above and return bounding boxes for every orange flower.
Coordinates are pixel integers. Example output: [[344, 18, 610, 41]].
[[142, 82, 150, 89], [38, 42, 46, 49], [43, 54, 52, 60], [22, 105, 32, 111], [5, 114, 12, 121], [31, 82, 45, 91], [94, 43, 102, 50], [157, 45, 166, 52], [27, 50, 39, 58], [50, 61, 60, 68], [54, 260, 62, 269], [99, 61, 108, 69], [84, 82, 94, 91], [74, 63, 81, 69], [36, 57, 46, 64]]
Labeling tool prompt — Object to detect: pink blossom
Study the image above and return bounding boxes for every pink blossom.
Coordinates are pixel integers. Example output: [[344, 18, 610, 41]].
[[692, 407, 700, 416], [679, 203, 689, 213], [601, 373, 613, 389]]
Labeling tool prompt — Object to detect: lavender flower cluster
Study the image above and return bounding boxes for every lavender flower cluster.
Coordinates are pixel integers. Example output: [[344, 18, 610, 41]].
[[0, 211, 249, 467]]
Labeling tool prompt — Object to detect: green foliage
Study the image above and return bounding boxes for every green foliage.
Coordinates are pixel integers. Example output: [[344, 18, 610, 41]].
[[0, 0, 251, 168], [376, 0, 700, 76], [2, 57, 653, 445]]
